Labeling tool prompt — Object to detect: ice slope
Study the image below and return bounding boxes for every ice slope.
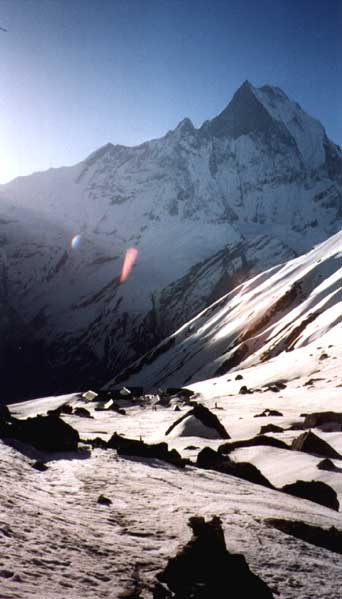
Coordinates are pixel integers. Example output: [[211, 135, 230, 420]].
[[106, 231, 341, 389], [1, 81, 341, 398]]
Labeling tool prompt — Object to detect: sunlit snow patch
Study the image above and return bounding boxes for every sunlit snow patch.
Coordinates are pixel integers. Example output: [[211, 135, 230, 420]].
[[119, 247, 138, 283]]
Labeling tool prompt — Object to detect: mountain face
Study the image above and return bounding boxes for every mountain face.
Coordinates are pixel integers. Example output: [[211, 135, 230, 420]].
[[1, 81, 341, 400], [106, 231, 342, 390]]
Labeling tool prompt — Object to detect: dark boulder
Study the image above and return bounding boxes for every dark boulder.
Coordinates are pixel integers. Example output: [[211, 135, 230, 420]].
[[32, 461, 48, 471], [291, 431, 342, 460], [197, 447, 274, 489], [0, 414, 79, 452], [47, 403, 73, 416], [153, 516, 274, 598], [266, 518, 342, 555], [73, 407, 92, 418], [165, 404, 230, 439], [107, 433, 186, 468], [303, 412, 342, 429], [97, 494, 112, 506], [254, 409, 283, 418], [0, 405, 11, 421], [281, 480, 339, 511], [166, 387, 194, 399], [239, 385, 252, 395], [317, 459, 339, 472], [219, 435, 288, 455]]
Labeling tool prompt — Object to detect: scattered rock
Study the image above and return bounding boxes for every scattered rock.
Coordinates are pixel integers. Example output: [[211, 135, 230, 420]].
[[32, 461, 48, 471], [281, 480, 339, 511], [219, 435, 288, 454], [259, 424, 284, 435], [291, 430, 342, 460], [166, 387, 194, 399], [303, 377, 324, 387], [0, 414, 79, 452], [153, 516, 274, 598], [197, 447, 274, 489], [286, 421, 304, 431], [48, 403, 73, 416], [74, 407, 93, 418], [265, 385, 281, 393], [254, 409, 283, 418], [319, 352, 329, 360], [267, 519, 342, 554], [235, 374, 243, 380], [84, 436, 108, 450], [60, 404, 74, 414], [303, 411, 342, 429], [239, 385, 252, 395], [97, 494, 112, 506], [107, 433, 186, 468], [0, 405, 11, 421], [317, 459, 339, 472], [165, 404, 230, 440]]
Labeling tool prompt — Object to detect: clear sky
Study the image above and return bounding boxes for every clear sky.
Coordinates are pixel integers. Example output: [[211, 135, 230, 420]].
[[0, 0, 341, 183]]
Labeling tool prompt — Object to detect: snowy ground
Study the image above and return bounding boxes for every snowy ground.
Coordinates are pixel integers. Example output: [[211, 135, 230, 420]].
[[1, 328, 342, 598], [1, 232, 341, 598]]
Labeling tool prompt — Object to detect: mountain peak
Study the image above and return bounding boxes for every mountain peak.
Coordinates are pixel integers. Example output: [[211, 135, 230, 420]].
[[201, 80, 274, 139]]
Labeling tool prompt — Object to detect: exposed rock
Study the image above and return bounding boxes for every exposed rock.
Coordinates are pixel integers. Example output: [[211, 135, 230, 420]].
[[266, 519, 342, 554], [153, 515, 274, 598], [197, 447, 274, 489], [303, 411, 342, 429], [97, 494, 112, 506], [0, 414, 79, 452], [235, 374, 243, 380], [84, 436, 108, 450], [0, 405, 11, 421], [259, 424, 284, 435], [286, 421, 304, 431], [239, 385, 252, 395], [32, 461, 48, 472], [291, 430, 342, 460], [281, 480, 339, 511], [317, 459, 339, 472], [166, 387, 194, 399], [60, 404, 74, 414], [165, 404, 230, 440], [74, 407, 93, 418], [95, 399, 126, 414], [219, 435, 288, 454], [107, 433, 186, 468], [47, 404, 73, 416], [254, 409, 283, 418]]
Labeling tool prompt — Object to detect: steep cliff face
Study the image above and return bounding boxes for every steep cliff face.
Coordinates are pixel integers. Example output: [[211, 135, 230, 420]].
[[1, 82, 341, 399]]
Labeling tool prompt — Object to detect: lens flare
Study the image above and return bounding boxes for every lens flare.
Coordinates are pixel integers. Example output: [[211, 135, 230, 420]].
[[71, 234, 81, 249], [119, 247, 138, 283]]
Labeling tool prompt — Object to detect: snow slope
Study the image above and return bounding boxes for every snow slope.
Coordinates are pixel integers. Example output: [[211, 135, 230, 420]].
[[106, 231, 341, 389], [1, 227, 342, 597], [1, 321, 342, 598]]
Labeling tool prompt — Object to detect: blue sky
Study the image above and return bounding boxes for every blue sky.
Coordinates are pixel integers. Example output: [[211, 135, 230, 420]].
[[0, 0, 341, 183]]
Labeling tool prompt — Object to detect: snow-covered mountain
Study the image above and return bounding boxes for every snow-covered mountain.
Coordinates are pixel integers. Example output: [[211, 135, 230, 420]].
[[106, 231, 342, 389], [1, 81, 341, 399]]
